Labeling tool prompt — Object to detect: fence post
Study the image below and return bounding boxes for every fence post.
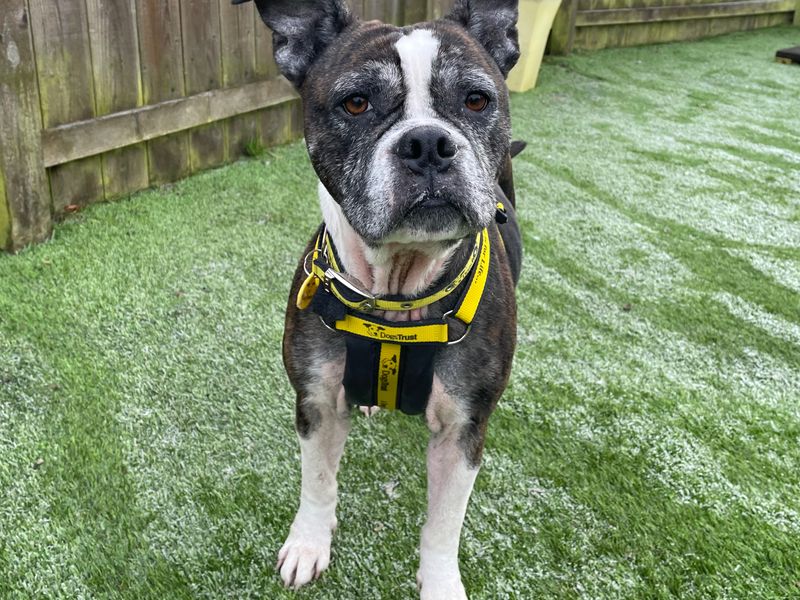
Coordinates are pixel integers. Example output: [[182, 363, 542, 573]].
[[549, 0, 578, 55], [427, 0, 454, 21], [794, 0, 799, 25], [0, 4, 50, 252]]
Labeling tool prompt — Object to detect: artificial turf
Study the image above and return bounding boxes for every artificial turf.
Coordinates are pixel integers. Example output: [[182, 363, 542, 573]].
[[1, 25, 799, 600]]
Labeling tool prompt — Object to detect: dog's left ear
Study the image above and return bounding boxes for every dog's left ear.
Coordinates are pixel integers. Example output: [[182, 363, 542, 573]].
[[233, 0, 353, 88], [446, 0, 520, 77]]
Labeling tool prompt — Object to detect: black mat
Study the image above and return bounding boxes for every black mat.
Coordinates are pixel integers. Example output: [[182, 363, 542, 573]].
[[775, 46, 800, 64]]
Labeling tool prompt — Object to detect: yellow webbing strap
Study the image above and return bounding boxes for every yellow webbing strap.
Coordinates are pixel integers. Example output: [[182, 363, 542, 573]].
[[454, 228, 491, 325], [334, 314, 450, 344], [321, 231, 483, 312], [376, 343, 401, 410]]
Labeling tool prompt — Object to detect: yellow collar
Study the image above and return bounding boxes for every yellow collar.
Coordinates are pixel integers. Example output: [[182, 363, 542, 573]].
[[296, 227, 492, 346], [303, 229, 484, 313]]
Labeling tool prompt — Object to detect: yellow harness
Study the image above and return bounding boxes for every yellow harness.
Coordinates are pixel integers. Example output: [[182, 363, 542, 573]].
[[295, 210, 499, 414]]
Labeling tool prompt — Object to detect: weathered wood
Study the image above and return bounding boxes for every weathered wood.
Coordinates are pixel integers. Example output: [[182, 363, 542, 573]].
[[385, 0, 404, 24], [86, 0, 149, 200], [794, 0, 799, 23], [42, 79, 299, 168], [576, 0, 796, 25], [0, 168, 8, 250], [137, 0, 190, 186], [550, 0, 580, 54], [361, 0, 385, 20], [253, 7, 277, 80], [574, 11, 790, 48], [48, 157, 105, 216], [404, 0, 429, 24], [428, 0, 455, 20], [27, 0, 104, 214], [181, 0, 227, 171], [0, 4, 51, 251], [220, 0, 260, 159]]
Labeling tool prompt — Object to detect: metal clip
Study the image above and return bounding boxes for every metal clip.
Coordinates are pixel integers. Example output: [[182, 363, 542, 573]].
[[325, 268, 377, 306]]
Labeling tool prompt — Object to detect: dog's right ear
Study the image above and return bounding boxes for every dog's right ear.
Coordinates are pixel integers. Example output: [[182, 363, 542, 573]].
[[233, 0, 353, 88]]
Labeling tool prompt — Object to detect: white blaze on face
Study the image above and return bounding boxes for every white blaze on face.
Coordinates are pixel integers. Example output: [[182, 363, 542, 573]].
[[395, 29, 440, 119]]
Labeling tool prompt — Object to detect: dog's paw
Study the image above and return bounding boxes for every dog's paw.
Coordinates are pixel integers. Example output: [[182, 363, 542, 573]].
[[417, 569, 468, 600], [276, 524, 333, 589], [359, 405, 380, 417]]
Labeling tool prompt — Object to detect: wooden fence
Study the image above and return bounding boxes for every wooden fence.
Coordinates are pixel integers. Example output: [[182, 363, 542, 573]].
[[0, 0, 433, 252], [550, 0, 799, 53], [2, 0, 796, 251]]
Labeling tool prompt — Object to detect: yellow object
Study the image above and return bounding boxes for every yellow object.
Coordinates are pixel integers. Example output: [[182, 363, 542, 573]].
[[296, 273, 320, 310], [334, 314, 451, 344], [507, 0, 563, 93], [376, 343, 401, 410], [310, 230, 484, 313]]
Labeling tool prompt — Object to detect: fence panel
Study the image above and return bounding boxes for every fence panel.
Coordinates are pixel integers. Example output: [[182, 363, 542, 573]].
[[137, 0, 191, 186], [87, 0, 150, 200], [553, 0, 798, 52], [28, 0, 104, 214], [2, 0, 437, 251], [0, 5, 50, 251]]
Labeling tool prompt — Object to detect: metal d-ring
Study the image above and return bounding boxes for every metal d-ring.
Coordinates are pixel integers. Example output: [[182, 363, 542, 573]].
[[302, 250, 315, 276], [443, 310, 472, 346], [318, 316, 337, 333]]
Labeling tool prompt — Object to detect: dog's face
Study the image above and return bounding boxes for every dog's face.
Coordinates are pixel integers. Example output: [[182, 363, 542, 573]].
[[249, 0, 519, 245]]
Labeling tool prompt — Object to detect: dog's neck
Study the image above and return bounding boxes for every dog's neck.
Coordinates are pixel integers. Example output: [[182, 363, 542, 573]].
[[319, 182, 461, 320]]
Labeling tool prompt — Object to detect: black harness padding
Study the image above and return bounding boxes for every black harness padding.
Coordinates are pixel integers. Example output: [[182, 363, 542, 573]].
[[342, 337, 436, 415]]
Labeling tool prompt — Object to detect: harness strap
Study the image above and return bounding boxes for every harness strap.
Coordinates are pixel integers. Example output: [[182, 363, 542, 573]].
[[310, 231, 483, 313], [296, 221, 496, 414]]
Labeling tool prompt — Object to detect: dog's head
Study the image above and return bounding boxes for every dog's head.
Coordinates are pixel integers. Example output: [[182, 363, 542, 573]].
[[245, 0, 519, 245]]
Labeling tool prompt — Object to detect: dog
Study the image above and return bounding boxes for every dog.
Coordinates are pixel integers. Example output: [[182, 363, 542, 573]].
[[234, 1, 523, 597]]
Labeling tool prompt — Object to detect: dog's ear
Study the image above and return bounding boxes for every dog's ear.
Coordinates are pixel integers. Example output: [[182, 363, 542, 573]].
[[233, 0, 354, 87], [446, 0, 520, 77]]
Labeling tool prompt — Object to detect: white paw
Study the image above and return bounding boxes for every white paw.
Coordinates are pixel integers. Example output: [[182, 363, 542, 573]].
[[276, 522, 333, 589], [417, 568, 467, 600], [359, 405, 380, 417]]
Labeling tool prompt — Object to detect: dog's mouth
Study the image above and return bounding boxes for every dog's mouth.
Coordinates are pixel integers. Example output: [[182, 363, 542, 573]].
[[404, 188, 456, 215], [398, 189, 467, 237]]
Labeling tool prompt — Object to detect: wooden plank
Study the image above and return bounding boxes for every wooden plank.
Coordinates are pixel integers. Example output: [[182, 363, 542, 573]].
[[86, 0, 148, 200], [253, 4, 277, 79], [428, 0, 455, 20], [258, 101, 299, 148], [576, 0, 796, 26], [220, 0, 257, 87], [181, 0, 227, 171], [362, 0, 385, 20], [136, 0, 190, 186], [550, 0, 580, 54], [574, 11, 791, 48], [0, 167, 8, 251], [387, 0, 405, 24], [27, 0, 104, 214], [404, 0, 429, 24], [220, 0, 259, 159], [348, 0, 364, 19], [42, 79, 299, 167], [0, 4, 51, 251]]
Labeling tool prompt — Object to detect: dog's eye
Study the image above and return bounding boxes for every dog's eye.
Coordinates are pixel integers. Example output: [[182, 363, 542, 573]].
[[465, 92, 489, 112], [343, 95, 370, 115]]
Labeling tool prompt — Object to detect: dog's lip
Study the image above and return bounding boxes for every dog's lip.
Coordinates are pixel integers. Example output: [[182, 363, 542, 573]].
[[404, 192, 453, 216]]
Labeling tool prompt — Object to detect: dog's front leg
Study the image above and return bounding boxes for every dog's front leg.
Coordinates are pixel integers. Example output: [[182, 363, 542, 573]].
[[417, 417, 481, 600], [278, 395, 349, 589]]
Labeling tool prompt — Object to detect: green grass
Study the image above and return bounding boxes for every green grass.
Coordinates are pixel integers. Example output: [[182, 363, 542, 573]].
[[2, 26, 799, 599]]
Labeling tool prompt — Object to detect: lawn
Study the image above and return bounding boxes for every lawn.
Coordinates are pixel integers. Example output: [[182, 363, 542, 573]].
[[2, 25, 799, 600]]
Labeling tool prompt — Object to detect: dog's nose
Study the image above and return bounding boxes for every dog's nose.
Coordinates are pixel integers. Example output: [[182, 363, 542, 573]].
[[396, 127, 457, 176]]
